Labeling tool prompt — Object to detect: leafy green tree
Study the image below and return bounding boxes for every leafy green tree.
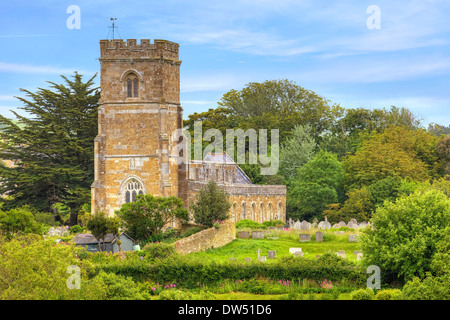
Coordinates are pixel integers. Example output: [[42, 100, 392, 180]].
[[191, 180, 231, 227], [0, 206, 45, 239], [360, 189, 450, 283], [0, 73, 99, 225], [86, 211, 120, 251], [117, 194, 188, 243], [337, 187, 373, 222], [288, 150, 344, 221], [279, 124, 316, 180]]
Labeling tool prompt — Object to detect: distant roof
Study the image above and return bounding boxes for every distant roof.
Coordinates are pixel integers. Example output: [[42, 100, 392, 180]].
[[203, 152, 235, 164], [72, 232, 133, 245]]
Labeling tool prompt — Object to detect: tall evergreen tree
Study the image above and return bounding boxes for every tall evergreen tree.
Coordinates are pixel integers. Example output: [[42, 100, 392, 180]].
[[0, 73, 99, 225]]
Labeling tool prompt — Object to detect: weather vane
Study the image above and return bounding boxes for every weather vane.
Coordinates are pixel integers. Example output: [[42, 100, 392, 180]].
[[106, 18, 122, 40]]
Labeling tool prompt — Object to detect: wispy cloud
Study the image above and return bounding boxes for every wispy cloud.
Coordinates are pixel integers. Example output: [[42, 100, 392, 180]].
[[0, 62, 95, 75]]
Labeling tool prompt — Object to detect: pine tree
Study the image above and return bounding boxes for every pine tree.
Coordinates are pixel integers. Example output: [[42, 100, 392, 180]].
[[0, 73, 99, 225]]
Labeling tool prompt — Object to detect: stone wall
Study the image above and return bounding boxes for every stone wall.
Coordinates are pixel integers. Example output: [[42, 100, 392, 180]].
[[173, 220, 236, 255]]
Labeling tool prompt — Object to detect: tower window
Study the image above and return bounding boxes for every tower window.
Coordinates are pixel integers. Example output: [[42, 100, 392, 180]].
[[126, 74, 139, 97], [124, 179, 144, 203]]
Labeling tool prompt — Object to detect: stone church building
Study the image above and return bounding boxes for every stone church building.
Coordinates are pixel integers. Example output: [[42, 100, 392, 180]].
[[91, 38, 286, 226]]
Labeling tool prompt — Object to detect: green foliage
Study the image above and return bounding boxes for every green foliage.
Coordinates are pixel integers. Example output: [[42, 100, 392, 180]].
[[86, 211, 121, 251], [279, 124, 316, 180], [0, 206, 45, 239], [69, 225, 85, 234], [402, 273, 450, 300], [140, 242, 178, 261], [350, 288, 375, 300], [116, 194, 188, 242], [334, 187, 373, 222], [262, 219, 285, 227], [0, 235, 96, 299], [235, 219, 267, 229], [191, 181, 231, 227], [89, 271, 149, 300], [374, 289, 403, 300], [183, 227, 204, 238], [361, 189, 450, 283], [0, 73, 99, 224], [288, 151, 344, 221]]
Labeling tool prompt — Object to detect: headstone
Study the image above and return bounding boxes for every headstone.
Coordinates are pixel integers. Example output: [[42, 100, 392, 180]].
[[257, 248, 262, 259], [267, 237, 279, 240], [294, 251, 303, 257], [252, 231, 264, 239], [299, 234, 311, 242], [347, 221, 358, 229], [319, 221, 331, 230], [359, 221, 368, 229], [334, 231, 345, 235], [289, 247, 302, 255], [332, 223, 340, 229], [336, 250, 346, 258], [338, 221, 346, 227], [244, 257, 252, 262], [353, 250, 362, 255], [238, 231, 250, 239], [356, 253, 363, 261], [293, 220, 301, 230], [348, 235, 359, 242], [268, 250, 277, 259], [288, 218, 294, 228], [258, 256, 267, 262], [349, 218, 358, 224], [315, 231, 323, 242], [300, 220, 311, 230]]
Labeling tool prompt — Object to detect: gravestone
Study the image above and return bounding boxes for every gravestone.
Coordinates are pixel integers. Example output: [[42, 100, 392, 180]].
[[293, 220, 301, 230], [238, 231, 250, 239], [268, 250, 277, 259], [258, 256, 267, 262], [294, 251, 304, 257], [252, 231, 264, 239], [299, 234, 311, 242], [336, 250, 346, 258], [334, 231, 345, 235], [315, 231, 323, 242], [267, 237, 279, 240], [348, 235, 359, 242], [347, 221, 358, 229], [338, 221, 346, 227], [319, 221, 331, 230], [244, 257, 252, 262], [312, 218, 319, 229], [356, 253, 363, 261], [353, 250, 361, 255], [332, 223, 340, 229], [359, 221, 368, 229], [300, 220, 311, 230], [289, 247, 302, 255]]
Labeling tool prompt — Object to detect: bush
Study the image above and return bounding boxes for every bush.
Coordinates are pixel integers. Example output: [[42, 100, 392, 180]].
[[402, 274, 450, 300], [361, 189, 450, 283], [141, 242, 177, 260], [235, 219, 267, 230], [70, 225, 84, 234], [183, 227, 204, 238], [89, 271, 149, 300], [262, 220, 285, 227], [374, 289, 403, 300], [350, 288, 375, 300], [191, 181, 231, 227]]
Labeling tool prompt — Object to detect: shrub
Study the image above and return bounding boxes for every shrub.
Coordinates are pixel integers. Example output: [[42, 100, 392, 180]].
[[350, 288, 375, 300], [361, 189, 450, 283], [183, 227, 204, 238], [70, 225, 84, 234], [141, 242, 177, 260], [262, 220, 285, 227], [235, 219, 267, 230], [191, 181, 231, 227], [402, 274, 450, 300], [89, 271, 149, 300], [0, 206, 45, 239], [374, 289, 403, 300]]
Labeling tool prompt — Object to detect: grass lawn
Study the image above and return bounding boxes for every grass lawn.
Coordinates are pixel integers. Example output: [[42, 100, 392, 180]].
[[187, 228, 362, 263]]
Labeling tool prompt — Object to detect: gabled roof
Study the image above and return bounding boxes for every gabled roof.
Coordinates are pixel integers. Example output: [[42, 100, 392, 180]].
[[72, 232, 133, 245], [203, 152, 252, 184]]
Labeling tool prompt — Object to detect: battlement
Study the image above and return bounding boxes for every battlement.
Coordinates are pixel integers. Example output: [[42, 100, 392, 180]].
[[99, 39, 179, 60]]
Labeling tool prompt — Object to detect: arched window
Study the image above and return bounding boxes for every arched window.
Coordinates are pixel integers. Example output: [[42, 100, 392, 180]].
[[241, 202, 247, 220], [259, 203, 264, 223], [231, 202, 237, 223], [124, 179, 144, 203], [126, 74, 139, 98], [251, 203, 257, 222], [268, 202, 273, 221]]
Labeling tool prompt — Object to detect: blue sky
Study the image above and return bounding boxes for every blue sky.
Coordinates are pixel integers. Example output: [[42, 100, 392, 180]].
[[0, 0, 449, 126]]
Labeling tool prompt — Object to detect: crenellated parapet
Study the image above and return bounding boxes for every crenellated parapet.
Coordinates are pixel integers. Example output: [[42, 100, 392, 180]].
[[99, 39, 180, 61]]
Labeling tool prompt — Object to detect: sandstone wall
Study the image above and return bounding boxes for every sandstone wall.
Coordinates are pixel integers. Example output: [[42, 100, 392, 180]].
[[173, 220, 236, 255]]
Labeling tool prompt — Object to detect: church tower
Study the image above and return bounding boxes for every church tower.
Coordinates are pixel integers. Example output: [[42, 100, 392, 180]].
[[91, 39, 185, 216]]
